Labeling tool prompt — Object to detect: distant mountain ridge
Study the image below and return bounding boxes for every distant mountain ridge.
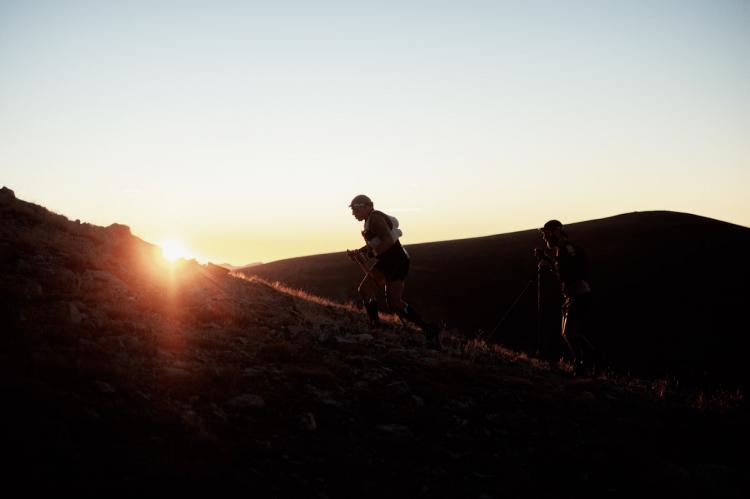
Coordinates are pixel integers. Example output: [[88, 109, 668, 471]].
[[244, 210, 750, 382]]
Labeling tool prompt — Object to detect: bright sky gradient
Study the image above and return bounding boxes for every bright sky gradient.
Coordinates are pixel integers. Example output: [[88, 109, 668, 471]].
[[2, 1, 749, 265]]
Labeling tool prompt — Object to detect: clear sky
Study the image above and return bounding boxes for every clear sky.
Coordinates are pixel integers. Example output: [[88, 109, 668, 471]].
[[2, 1, 749, 265]]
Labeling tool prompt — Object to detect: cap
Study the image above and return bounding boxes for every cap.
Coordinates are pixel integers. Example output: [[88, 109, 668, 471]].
[[349, 194, 373, 208], [542, 219, 563, 231]]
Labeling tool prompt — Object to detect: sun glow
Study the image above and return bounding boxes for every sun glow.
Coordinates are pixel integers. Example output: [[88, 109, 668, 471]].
[[160, 238, 191, 262]]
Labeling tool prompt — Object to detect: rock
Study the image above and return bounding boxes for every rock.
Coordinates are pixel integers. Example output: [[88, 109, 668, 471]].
[[242, 367, 262, 377], [321, 398, 344, 408], [334, 335, 356, 344], [388, 380, 411, 395], [0, 186, 15, 205], [171, 360, 191, 370], [79, 408, 101, 423], [298, 412, 317, 431], [68, 303, 82, 324], [363, 367, 392, 382], [210, 403, 227, 420], [180, 410, 209, 434], [93, 380, 115, 394], [82, 270, 128, 293], [227, 394, 266, 408], [164, 367, 191, 380], [41, 267, 80, 295], [577, 391, 596, 402], [376, 424, 414, 438], [287, 325, 306, 336], [1, 278, 42, 300], [24, 279, 42, 300], [49, 301, 83, 324], [335, 333, 373, 344]]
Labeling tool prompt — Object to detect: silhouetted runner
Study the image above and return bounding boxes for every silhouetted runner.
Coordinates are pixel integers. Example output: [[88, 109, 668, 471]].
[[347, 194, 440, 349], [535, 219, 597, 374]]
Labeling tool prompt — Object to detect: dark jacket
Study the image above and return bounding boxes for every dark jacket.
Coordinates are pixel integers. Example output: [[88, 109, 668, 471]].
[[555, 241, 591, 297]]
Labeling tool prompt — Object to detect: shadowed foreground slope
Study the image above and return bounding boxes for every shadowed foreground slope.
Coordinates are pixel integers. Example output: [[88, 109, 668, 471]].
[[245, 211, 750, 383], [1, 187, 747, 497]]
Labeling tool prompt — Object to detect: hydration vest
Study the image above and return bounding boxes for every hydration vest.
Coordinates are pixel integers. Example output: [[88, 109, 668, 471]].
[[362, 210, 403, 248]]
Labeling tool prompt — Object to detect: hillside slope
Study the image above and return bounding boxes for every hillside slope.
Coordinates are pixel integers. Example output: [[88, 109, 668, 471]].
[[245, 211, 750, 382], [1, 187, 747, 497]]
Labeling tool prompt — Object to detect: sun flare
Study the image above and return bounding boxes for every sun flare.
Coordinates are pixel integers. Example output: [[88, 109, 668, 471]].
[[160, 238, 190, 262]]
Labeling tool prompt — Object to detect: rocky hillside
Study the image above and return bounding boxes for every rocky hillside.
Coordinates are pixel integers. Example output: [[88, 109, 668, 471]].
[[1, 187, 747, 497]]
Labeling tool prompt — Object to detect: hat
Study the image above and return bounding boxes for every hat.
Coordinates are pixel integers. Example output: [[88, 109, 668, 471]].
[[349, 194, 373, 208], [542, 219, 563, 231]]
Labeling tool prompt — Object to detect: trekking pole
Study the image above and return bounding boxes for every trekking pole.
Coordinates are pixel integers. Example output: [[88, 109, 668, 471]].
[[532, 248, 550, 358], [347, 249, 378, 281], [484, 279, 533, 342], [347, 249, 405, 326]]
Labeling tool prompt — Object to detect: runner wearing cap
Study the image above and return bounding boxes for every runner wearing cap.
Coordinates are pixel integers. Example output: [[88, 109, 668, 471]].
[[348, 194, 440, 348], [535, 220, 597, 374]]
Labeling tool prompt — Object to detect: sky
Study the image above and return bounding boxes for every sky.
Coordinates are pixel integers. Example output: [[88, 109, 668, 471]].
[[1, 0, 749, 265]]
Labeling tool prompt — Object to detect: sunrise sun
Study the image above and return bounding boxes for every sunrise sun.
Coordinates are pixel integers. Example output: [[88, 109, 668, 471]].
[[160, 238, 190, 262]]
